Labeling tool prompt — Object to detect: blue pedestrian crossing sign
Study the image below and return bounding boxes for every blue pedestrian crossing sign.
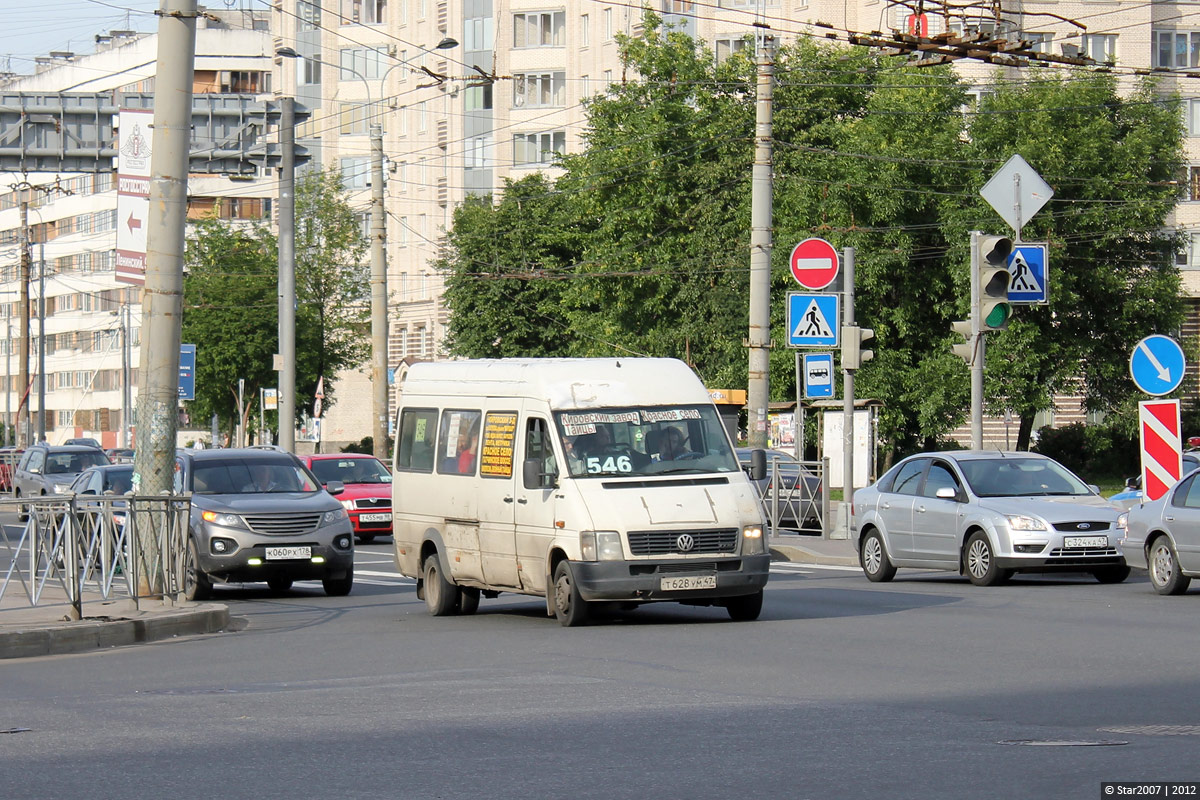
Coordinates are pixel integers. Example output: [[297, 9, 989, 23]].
[[803, 353, 835, 399], [1130, 335, 1186, 396], [787, 293, 840, 347], [1007, 243, 1048, 304]]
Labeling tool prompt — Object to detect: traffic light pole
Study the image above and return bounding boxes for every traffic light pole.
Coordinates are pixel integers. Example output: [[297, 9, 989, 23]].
[[970, 231, 984, 450]]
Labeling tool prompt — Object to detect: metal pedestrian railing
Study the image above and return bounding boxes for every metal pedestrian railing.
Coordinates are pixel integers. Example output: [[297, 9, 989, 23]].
[[0, 494, 191, 618], [755, 455, 830, 536]]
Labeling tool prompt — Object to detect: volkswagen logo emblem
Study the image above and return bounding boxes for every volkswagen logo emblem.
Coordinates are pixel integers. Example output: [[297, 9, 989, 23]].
[[676, 534, 695, 552], [1078, 523, 1091, 530]]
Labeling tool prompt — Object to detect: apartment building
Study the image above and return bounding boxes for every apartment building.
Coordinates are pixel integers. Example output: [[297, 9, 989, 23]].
[[0, 11, 277, 447]]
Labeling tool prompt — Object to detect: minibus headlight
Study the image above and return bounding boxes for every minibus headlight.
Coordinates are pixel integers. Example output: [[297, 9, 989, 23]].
[[743, 525, 766, 554], [580, 531, 597, 561], [596, 531, 623, 561]]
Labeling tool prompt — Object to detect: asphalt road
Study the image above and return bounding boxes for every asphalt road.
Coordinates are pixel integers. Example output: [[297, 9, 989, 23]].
[[3, 537, 1198, 800]]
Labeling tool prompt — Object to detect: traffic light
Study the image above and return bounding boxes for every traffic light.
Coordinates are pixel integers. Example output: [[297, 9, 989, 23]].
[[976, 234, 1013, 331], [950, 320, 974, 365], [842, 325, 875, 370]]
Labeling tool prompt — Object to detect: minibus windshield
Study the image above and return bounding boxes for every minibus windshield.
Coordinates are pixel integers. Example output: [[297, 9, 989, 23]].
[[554, 406, 740, 478]]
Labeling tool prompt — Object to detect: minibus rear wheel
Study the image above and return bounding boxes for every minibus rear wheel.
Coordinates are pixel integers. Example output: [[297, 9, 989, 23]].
[[424, 555, 460, 616]]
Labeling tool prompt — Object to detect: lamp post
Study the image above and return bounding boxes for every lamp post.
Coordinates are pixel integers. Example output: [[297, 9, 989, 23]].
[[277, 38, 457, 461]]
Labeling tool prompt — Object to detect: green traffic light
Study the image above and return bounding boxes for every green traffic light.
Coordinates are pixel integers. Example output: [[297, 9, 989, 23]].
[[985, 303, 1011, 329]]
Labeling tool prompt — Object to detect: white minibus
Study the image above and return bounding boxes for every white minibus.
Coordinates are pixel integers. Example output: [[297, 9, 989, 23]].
[[390, 358, 770, 626]]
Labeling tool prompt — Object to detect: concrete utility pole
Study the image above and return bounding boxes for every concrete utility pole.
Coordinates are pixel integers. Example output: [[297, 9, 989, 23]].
[[132, 0, 197, 593], [17, 199, 29, 448], [369, 120, 388, 460], [277, 96, 296, 452], [746, 32, 775, 450], [37, 241, 45, 442]]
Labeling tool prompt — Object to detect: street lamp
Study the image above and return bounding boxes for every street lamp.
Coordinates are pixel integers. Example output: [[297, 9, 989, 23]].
[[277, 37, 458, 460]]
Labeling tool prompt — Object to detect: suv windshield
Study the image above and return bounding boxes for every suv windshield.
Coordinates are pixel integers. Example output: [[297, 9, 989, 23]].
[[191, 457, 320, 495], [309, 457, 391, 485], [958, 458, 1093, 498], [554, 405, 739, 478]]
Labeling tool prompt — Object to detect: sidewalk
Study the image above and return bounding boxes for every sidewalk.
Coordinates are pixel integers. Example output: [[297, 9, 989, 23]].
[[0, 588, 231, 660], [769, 532, 859, 567]]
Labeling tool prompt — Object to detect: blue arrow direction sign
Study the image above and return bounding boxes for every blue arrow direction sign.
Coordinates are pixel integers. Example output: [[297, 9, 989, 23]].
[[178, 344, 197, 401], [1130, 335, 1186, 396], [803, 353, 835, 399], [787, 293, 840, 347], [1007, 243, 1048, 304]]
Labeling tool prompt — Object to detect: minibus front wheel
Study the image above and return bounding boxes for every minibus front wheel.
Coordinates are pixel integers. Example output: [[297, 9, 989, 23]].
[[553, 561, 590, 627]]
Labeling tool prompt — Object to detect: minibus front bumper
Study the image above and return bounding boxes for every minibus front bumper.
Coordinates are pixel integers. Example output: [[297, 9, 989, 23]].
[[571, 554, 770, 602]]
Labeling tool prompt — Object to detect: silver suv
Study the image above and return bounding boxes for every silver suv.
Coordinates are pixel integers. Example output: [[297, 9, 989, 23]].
[[13, 444, 111, 517], [179, 448, 355, 599]]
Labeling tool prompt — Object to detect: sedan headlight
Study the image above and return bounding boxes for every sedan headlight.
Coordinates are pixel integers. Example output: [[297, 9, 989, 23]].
[[1006, 514, 1047, 531], [742, 524, 766, 555], [52, 483, 70, 494], [322, 507, 349, 526], [580, 530, 622, 561], [201, 510, 247, 529], [340, 499, 355, 511], [1116, 512, 1128, 532]]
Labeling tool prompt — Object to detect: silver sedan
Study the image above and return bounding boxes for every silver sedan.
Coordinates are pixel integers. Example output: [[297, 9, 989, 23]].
[[1120, 467, 1200, 594], [853, 451, 1129, 586]]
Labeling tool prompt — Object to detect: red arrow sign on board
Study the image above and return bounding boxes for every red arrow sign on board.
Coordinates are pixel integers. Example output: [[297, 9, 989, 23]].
[[127, 213, 142, 233], [1140, 399, 1182, 502]]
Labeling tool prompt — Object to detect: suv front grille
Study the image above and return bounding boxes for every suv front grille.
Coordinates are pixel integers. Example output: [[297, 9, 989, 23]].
[[243, 512, 322, 536], [626, 528, 739, 556]]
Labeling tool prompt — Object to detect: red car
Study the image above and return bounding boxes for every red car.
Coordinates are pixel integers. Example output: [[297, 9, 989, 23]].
[[0, 447, 24, 493], [300, 453, 393, 543]]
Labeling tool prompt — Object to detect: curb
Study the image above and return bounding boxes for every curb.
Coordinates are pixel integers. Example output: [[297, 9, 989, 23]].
[[0, 603, 232, 660], [770, 541, 860, 568]]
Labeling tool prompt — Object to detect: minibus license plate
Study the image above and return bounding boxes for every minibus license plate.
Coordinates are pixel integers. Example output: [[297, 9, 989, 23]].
[[265, 546, 311, 560], [660, 574, 717, 591], [359, 513, 392, 522], [1063, 535, 1107, 549]]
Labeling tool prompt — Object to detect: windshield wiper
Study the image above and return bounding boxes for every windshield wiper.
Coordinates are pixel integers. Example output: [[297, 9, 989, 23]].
[[654, 467, 709, 475]]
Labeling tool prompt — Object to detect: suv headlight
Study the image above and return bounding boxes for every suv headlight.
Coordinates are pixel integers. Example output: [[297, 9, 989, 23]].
[[201, 510, 247, 529], [742, 524, 766, 554], [322, 507, 349, 526], [1006, 514, 1047, 531], [580, 531, 623, 561]]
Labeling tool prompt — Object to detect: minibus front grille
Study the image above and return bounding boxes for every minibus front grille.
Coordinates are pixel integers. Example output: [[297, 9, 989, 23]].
[[626, 528, 739, 555]]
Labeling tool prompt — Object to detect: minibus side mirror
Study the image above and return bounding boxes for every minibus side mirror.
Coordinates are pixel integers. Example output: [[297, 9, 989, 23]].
[[748, 449, 767, 482], [523, 458, 557, 489], [325, 480, 345, 496]]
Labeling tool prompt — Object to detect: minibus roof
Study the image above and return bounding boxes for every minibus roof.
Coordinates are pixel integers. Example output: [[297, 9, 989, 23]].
[[400, 358, 713, 409]]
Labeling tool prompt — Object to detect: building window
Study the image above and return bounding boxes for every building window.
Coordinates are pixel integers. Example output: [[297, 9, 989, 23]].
[[1154, 31, 1200, 69], [465, 83, 493, 110], [605, 8, 613, 40], [513, 131, 566, 166], [340, 102, 369, 134], [604, 70, 613, 89], [666, 0, 694, 12], [513, 11, 565, 47], [715, 36, 749, 63], [1081, 34, 1116, 63], [297, 0, 320, 31], [417, 101, 427, 133], [341, 157, 369, 189], [1183, 232, 1200, 268], [466, 136, 491, 169], [220, 71, 268, 93], [340, 47, 387, 79], [340, 0, 386, 24], [301, 55, 322, 85], [464, 15, 494, 51], [513, 72, 566, 108], [1023, 32, 1052, 54], [58, 410, 73, 427], [1185, 99, 1200, 137], [581, 14, 590, 46]]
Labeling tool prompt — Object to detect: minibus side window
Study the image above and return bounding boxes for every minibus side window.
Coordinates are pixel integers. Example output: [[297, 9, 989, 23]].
[[437, 409, 483, 476], [396, 408, 439, 472]]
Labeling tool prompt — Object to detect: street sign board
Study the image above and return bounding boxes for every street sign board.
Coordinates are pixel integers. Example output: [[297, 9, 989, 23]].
[[803, 353, 835, 399], [1007, 243, 1048, 304], [1139, 399, 1183, 502], [179, 344, 197, 401], [980, 154, 1054, 235], [116, 108, 153, 286], [1130, 335, 1186, 396], [787, 293, 840, 347], [789, 238, 840, 290]]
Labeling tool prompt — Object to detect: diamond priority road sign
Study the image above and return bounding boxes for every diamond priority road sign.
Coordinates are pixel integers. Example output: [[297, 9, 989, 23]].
[[980, 154, 1054, 235]]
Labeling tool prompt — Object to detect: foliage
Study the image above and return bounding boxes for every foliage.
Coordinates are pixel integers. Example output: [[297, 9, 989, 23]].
[[1032, 422, 1140, 483], [439, 14, 1187, 456]]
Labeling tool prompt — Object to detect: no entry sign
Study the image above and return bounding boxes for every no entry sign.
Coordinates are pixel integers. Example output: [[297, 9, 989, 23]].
[[789, 238, 839, 290], [1139, 399, 1183, 502]]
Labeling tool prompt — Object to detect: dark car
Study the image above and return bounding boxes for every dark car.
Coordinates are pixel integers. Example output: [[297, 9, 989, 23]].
[[298, 453, 393, 544], [105, 448, 135, 464], [178, 448, 355, 599], [64, 437, 102, 449], [735, 447, 823, 532], [12, 444, 112, 518]]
